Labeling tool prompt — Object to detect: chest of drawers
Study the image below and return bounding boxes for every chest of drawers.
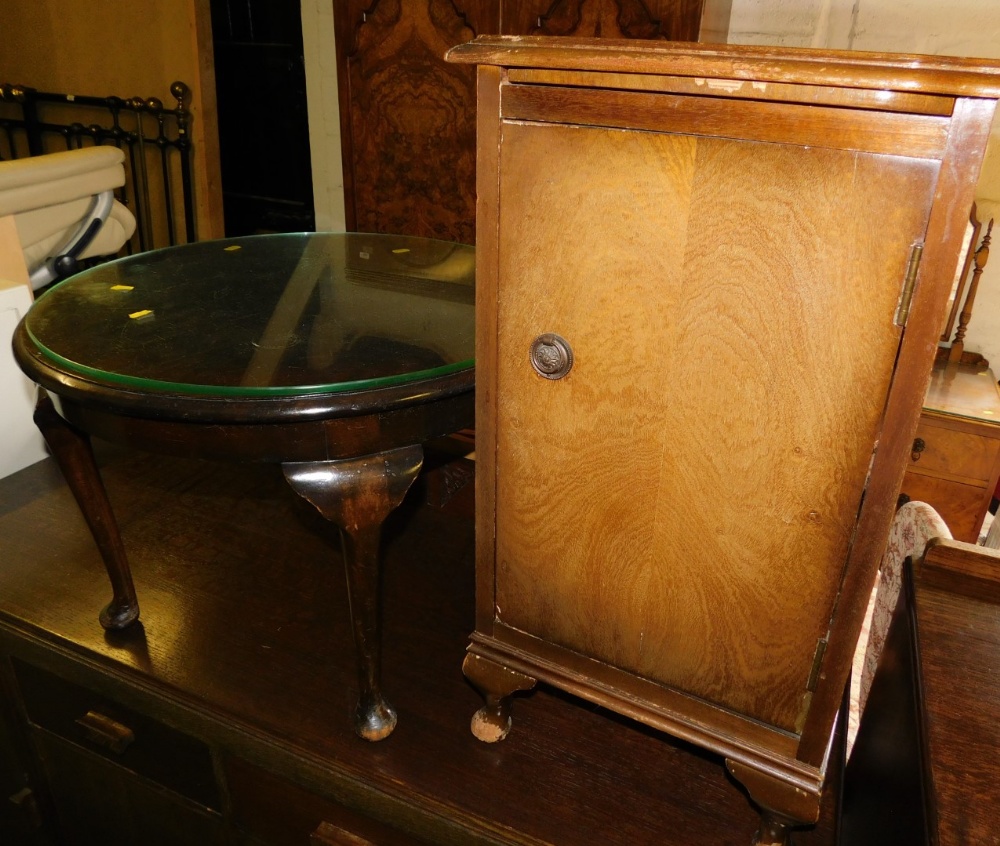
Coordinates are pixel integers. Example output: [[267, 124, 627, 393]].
[[900, 364, 1000, 542], [447, 36, 1000, 846]]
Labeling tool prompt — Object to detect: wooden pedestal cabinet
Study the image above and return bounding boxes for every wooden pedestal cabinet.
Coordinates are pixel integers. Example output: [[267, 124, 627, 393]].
[[447, 37, 1000, 845]]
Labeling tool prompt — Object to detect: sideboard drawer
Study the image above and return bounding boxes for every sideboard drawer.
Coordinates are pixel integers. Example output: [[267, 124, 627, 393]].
[[226, 755, 423, 846], [907, 420, 1000, 484], [12, 659, 220, 810], [898, 471, 986, 543]]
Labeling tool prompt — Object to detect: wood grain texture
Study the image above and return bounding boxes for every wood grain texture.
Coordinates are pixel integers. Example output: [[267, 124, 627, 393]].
[[912, 557, 1000, 845], [924, 362, 1000, 420], [500, 0, 719, 41], [923, 536, 1000, 594], [502, 83, 950, 159], [843, 551, 1000, 843], [492, 119, 938, 732], [334, 3, 723, 244], [0, 449, 842, 846], [907, 417, 1000, 484], [900, 389, 1000, 545], [447, 36, 1000, 98], [505, 69, 956, 116], [799, 96, 999, 761], [337, 0, 485, 243], [899, 472, 987, 542], [473, 65, 504, 634]]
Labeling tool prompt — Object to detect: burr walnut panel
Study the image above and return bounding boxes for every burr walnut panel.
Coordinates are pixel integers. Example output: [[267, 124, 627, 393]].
[[333, 1, 728, 243], [502, 0, 722, 41], [337, 0, 481, 243]]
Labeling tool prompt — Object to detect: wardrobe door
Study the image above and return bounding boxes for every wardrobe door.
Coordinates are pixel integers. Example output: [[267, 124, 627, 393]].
[[334, 1, 498, 244], [500, 0, 730, 41], [333, 2, 728, 244]]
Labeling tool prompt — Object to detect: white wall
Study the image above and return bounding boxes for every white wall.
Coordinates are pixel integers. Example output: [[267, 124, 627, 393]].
[[729, 0, 1000, 367]]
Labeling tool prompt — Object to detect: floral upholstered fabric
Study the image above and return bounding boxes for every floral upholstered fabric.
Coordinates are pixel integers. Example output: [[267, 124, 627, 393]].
[[848, 501, 951, 755]]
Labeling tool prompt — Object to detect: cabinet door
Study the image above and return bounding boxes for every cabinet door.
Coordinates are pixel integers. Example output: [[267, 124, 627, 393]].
[[0, 704, 49, 844], [492, 99, 939, 732]]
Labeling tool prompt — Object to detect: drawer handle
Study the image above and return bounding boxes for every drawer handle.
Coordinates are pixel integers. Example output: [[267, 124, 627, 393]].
[[75, 710, 135, 755], [309, 821, 376, 846], [8, 787, 42, 829], [911, 437, 926, 462], [530, 333, 573, 380]]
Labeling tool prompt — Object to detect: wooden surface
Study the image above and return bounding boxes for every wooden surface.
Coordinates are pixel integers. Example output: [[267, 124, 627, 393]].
[[841, 542, 1000, 845], [493, 117, 935, 733], [332, 1, 728, 243], [923, 362, 1000, 420], [500, 0, 729, 41], [916, 542, 1000, 846], [447, 35, 1000, 96], [0, 448, 842, 846], [901, 364, 1000, 541], [456, 36, 1000, 838]]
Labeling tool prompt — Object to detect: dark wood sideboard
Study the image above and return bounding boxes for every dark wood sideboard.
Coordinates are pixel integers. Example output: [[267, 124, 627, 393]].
[[0, 447, 842, 846]]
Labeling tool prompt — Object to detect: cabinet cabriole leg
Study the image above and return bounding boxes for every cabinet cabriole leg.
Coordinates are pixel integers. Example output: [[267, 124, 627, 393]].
[[726, 758, 819, 846], [462, 652, 536, 743], [753, 811, 793, 846]]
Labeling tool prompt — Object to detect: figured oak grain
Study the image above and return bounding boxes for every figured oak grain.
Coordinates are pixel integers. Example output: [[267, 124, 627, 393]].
[[493, 120, 939, 731]]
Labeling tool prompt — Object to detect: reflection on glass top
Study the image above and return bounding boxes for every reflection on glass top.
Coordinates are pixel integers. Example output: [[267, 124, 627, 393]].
[[25, 232, 475, 396], [923, 362, 1000, 424]]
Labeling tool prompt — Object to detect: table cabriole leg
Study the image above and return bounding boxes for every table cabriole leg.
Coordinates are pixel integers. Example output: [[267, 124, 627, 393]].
[[32, 392, 139, 629], [283, 445, 424, 741]]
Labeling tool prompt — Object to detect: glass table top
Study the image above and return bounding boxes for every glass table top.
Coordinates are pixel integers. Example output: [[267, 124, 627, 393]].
[[24, 232, 475, 397]]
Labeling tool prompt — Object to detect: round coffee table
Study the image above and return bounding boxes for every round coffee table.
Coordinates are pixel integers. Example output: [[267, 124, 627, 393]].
[[13, 231, 475, 741]]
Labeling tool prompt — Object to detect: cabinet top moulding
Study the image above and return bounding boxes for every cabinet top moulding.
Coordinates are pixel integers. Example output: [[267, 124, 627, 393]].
[[446, 35, 1000, 98]]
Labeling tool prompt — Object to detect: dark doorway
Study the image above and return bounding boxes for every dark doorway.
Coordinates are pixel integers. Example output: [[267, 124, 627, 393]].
[[210, 0, 315, 236]]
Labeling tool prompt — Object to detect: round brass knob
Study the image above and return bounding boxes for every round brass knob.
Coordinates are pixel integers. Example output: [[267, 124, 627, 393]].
[[530, 333, 573, 380]]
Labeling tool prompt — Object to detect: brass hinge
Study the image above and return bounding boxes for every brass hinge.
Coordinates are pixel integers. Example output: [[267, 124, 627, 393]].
[[894, 241, 924, 327], [806, 637, 828, 692]]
